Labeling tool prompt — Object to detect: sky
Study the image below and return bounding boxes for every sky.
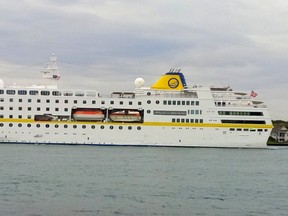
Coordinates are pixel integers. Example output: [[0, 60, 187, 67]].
[[0, 0, 288, 120]]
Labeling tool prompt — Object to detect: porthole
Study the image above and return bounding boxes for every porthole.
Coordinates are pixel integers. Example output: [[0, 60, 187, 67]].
[[128, 126, 132, 130], [0, 123, 4, 127], [110, 125, 114, 130], [91, 125, 95, 129], [147, 100, 151, 104], [27, 124, 31, 128], [100, 125, 104, 129], [156, 100, 160, 104], [64, 125, 68, 128], [36, 124, 40, 128], [137, 126, 141, 130], [147, 110, 151, 114], [9, 123, 13, 127], [45, 124, 50, 128], [119, 126, 123, 130], [82, 125, 86, 129], [18, 123, 22, 127], [147, 92, 151, 96], [73, 125, 77, 129], [55, 124, 59, 128]]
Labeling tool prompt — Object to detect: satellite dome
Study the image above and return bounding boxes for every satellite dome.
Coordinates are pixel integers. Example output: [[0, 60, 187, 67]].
[[0, 79, 4, 88], [135, 77, 145, 88]]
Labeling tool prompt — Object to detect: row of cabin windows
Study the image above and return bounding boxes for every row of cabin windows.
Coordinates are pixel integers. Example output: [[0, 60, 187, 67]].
[[229, 128, 268, 132], [218, 111, 264, 116], [172, 118, 203, 123], [0, 98, 141, 106], [0, 89, 97, 97], [188, 110, 202, 115], [163, 100, 199, 106], [0, 123, 141, 130], [1, 107, 68, 112]]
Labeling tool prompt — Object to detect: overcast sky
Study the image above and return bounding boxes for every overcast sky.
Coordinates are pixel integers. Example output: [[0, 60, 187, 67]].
[[0, 0, 287, 120]]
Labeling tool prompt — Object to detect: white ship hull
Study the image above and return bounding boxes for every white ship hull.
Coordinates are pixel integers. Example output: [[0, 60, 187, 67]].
[[0, 121, 271, 148]]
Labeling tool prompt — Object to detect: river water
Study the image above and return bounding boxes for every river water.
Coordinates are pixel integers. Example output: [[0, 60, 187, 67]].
[[0, 144, 287, 216]]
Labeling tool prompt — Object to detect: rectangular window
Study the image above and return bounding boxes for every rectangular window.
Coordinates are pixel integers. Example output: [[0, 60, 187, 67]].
[[18, 90, 27, 95], [92, 100, 96, 104], [138, 101, 142, 105], [28, 107, 31, 111], [173, 101, 176, 105], [64, 100, 68, 104], [37, 107, 41, 111], [28, 99, 32, 103], [18, 107, 22, 111], [9, 98, 13, 102], [9, 107, 13, 110], [37, 99, 41, 103], [55, 108, 59, 111], [46, 99, 50, 103], [190, 119, 194, 123], [110, 101, 114, 105], [163, 100, 167, 105], [153, 110, 187, 116], [46, 107, 50, 111], [55, 99, 59, 103], [196, 101, 199, 106], [129, 101, 133, 105], [52, 91, 62, 96], [177, 101, 181, 105], [19, 99, 23, 103], [7, 90, 16, 95], [41, 91, 50, 96], [168, 101, 171, 105], [74, 100, 77, 104], [83, 100, 87, 104], [29, 90, 39, 95]]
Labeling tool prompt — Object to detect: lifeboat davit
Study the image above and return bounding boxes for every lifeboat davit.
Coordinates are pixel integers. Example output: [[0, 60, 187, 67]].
[[110, 110, 141, 122], [73, 110, 104, 121]]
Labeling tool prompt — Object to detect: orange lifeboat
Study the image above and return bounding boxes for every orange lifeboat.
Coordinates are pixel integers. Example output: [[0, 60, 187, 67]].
[[73, 110, 104, 121], [110, 110, 141, 122]]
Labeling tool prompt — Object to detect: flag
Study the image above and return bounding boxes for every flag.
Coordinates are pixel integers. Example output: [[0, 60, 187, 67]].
[[52, 75, 61, 80], [250, 90, 258, 98]]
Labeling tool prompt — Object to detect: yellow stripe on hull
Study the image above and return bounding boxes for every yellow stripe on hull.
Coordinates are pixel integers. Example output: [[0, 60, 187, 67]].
[[0, 118, 273, 129]]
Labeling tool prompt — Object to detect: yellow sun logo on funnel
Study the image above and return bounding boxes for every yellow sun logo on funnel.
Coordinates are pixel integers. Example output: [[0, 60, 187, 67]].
[[168, 78, 179, 88]]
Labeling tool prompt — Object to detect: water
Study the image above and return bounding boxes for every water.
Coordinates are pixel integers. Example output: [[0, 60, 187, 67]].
[[0, 144, 287, 216]]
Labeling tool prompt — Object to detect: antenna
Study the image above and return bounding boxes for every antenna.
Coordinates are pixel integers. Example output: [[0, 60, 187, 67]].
[[42, 53, 61, 80]]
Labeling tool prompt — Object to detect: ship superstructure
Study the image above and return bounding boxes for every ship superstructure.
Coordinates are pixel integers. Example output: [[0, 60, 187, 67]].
[[0, 55, 273, 147]]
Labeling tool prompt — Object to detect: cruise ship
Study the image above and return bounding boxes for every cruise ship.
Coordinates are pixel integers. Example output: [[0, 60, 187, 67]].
[[0, 54, 273, 148]]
